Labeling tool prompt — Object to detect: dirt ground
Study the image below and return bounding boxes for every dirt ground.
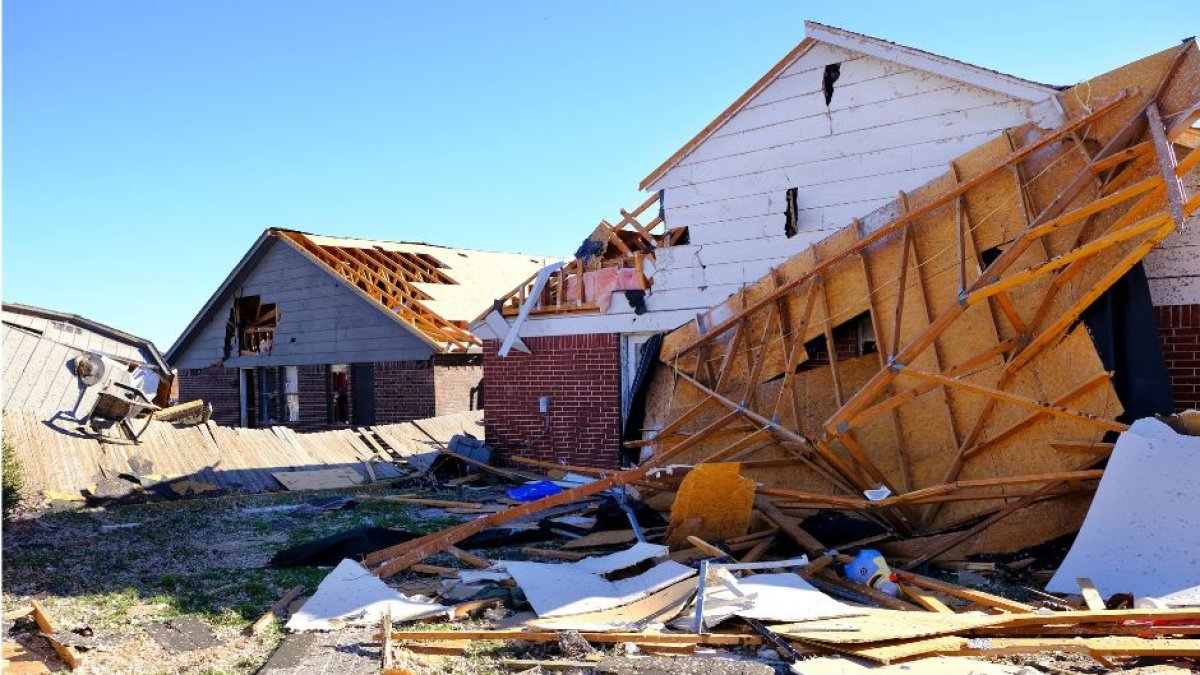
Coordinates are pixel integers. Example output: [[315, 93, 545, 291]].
[[3, 487, 1196, 674]]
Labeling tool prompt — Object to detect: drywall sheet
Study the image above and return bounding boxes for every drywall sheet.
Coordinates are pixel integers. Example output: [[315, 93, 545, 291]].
[[1047, 418, 1200, 604], [505, 559, 696, 618], [286, 559, 446, 631], [572, 542, 670, 574], [529, 578, 698, 632], [699, 571, 867, 626]]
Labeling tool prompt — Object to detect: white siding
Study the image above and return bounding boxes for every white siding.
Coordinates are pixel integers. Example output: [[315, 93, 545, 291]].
[[1145, 173, 1200, 305], [641, 42, 1045, 316]]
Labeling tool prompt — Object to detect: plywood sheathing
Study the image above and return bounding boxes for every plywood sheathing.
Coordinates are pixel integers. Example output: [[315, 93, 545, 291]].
[[642, 41, 1200, 558]]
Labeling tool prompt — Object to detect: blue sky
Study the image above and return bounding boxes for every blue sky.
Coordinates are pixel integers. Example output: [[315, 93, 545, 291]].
[[4, 1, 1196, 348]]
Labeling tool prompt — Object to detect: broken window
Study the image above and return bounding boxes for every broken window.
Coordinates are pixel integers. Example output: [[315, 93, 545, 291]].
[[784, 188, 799, 238], [284, 366, 300, 423], [329, 364, 351, 425], [234, 296, 279, 356], [261, 367, 281, 425]]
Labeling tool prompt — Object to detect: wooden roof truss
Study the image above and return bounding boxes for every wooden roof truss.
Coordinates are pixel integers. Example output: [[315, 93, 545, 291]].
[[496, 192, 684, 316], [277, 230, 479, 352], [642, 42, 1200, 565]]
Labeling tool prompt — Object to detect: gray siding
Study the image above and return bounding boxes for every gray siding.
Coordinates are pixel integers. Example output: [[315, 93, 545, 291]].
[[170, 238, 433, 369]]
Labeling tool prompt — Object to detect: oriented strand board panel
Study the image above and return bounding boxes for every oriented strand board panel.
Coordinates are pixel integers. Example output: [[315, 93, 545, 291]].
[[642, 42, 1200, 555], [776, 609, 1010, 644]]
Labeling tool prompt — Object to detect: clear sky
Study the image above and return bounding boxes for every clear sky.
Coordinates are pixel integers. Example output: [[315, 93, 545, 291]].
[[4, 1, 1197, 349]]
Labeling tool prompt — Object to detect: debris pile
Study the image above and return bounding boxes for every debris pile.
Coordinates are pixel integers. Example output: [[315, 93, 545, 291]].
[[315, 39, 1200, 673]]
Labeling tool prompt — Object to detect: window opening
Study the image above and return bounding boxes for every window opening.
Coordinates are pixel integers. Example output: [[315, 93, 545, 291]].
[[329, 364, 351, 425], [284, 366, 300, 423]]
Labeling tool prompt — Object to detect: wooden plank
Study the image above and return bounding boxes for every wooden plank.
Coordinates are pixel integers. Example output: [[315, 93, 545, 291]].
[[271, 467, 364, 491], [385, 629, 763, 646], [894, 572, 1035, 613], [30, 599, 80, 670]]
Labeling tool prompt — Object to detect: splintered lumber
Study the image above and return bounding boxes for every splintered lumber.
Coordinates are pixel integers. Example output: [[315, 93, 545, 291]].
[[368, 495, 484, 510], [520, 548, 586, 562], [249, 586, 304, 635], [640, 41, 1200, 559], [446, 546, 490, 569], [894, 571, 1035, 613], [1078, 577, 1107, 611], [448, 598, 504, 620], [383, 629, 765, 646], [364, 467, 650, 576], [29, 599, 80, 670], [154, 399, 209, 423], [899, 583, 954, 614], [754, 497, 825, 556]]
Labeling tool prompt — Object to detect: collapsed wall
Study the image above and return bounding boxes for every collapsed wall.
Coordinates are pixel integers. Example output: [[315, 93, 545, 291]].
[[640, 42, 1200, 562]]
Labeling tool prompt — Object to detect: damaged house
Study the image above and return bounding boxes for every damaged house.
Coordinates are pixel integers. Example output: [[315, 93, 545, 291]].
[[474, 21, 1200, 470], [168, 228, 551, 429]]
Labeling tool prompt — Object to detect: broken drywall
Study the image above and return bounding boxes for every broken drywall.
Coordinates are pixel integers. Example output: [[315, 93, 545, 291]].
[[1047, 418, 1200, 604], [697, 570, 867, 627], [502, 543, 696, 617], [286, 559, 446, 631]]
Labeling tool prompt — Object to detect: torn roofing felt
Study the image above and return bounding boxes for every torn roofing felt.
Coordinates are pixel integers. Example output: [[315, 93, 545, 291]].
[[166, 228, 553, 360], [638, 40, 1200, 560]]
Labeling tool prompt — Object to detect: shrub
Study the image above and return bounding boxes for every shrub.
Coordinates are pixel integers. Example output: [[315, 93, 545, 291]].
[[3, 440, 25, 520]]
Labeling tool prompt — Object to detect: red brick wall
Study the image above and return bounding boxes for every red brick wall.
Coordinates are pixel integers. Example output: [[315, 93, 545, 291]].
[[295, 365, 330, 431], [483, 334, 622, 469], [1156, 304, 1200, 411], [375, 360, 436, 424], [176, 365, 240, 426], [433, 354, 483, 415], [175, 359, 450, 429]]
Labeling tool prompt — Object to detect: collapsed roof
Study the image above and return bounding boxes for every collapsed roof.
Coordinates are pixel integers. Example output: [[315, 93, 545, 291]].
[[636, 41, 1200, 562]]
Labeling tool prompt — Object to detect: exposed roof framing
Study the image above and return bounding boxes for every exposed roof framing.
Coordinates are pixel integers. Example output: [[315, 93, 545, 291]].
[[166, 229, 553, 361], [277, 230, 478, 351], [639, 21, 1061, 190]]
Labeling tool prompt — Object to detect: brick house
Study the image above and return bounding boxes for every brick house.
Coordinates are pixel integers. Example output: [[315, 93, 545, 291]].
[[167, 228, 551, 430], [473, 21, 1200, 469]]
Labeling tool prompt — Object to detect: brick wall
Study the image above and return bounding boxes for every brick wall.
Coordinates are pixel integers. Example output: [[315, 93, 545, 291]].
[[176, 365, 240, 426], [374, 360, 436, 424], [176, 357, 476, 429], [295, 364, 329, 431], [433, 354, 483, 415], [483, 334, 622, 469], [1156, 304, 1200, 410]]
